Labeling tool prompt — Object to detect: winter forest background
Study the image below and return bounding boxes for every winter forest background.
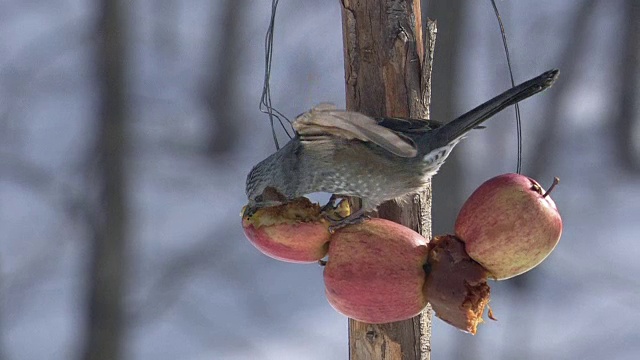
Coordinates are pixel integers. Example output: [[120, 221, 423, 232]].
[[1, 0, 639, 359]]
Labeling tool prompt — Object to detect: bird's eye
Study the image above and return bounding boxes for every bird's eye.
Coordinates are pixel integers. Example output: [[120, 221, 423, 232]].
[[255, 195, 264, 202]]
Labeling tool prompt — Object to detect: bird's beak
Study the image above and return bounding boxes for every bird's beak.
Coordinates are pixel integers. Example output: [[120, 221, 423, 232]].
[[243, 187, 288, 218], [242, 200, 285, 218], [241, 204, 256, 218]]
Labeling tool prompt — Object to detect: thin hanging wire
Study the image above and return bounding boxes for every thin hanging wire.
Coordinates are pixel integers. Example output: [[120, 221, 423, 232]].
[[259, 0, 293, 150], [490, 0, 523, 174]]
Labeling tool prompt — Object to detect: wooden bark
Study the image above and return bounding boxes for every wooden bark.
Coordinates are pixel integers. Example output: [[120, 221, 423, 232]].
[[340, 1, 435, 359]]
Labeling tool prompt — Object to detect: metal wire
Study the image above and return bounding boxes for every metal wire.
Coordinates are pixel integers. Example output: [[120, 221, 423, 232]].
[[259, 0, 293, 150], [490, 0, 523, 174]]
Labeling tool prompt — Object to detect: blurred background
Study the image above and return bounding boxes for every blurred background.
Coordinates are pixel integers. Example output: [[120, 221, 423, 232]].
[[1, 0, 639, 359]]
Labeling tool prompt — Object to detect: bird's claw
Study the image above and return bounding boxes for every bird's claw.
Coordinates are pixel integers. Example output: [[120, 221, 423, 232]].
[[320, 195, 369, 232], [327, 210, 369, 233]]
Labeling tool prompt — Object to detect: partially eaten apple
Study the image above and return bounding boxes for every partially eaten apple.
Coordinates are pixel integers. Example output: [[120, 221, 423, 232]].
[[423, 235, 491, 334], [242, 197, 349, 263]]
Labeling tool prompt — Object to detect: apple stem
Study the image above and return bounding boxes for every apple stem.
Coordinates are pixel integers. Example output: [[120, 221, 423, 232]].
[[318, 259, 327, 266], [542, 177, 560, 198]]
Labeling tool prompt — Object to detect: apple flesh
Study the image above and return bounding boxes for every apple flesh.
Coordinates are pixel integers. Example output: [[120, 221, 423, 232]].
[[242, 197, 349, 263], [423, 235, 491, 334], [323, 219, 430, 324], [455, 173, 562, 280]]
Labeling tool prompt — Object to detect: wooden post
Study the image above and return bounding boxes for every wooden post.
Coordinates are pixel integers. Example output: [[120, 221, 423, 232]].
[[340, 1, 436, 359]]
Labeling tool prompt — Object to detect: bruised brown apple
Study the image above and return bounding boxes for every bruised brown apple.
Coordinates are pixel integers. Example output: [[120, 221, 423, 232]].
[[323, 219, 430, 324], [455, 174, 563, 280], [423, 235, 491, 334], [242, 197, 349, 263]]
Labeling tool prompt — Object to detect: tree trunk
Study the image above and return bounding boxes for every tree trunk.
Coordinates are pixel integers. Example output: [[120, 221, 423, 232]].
[[425, 0, 466, 240], [615, 0, 640, 172], [83, 0, 129, 359], [340, 1, 434, 359], [203, 0, 248, 156]]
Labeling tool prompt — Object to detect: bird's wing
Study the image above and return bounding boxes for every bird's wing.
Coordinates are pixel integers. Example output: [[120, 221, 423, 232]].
[[374, 116, 443, 134], [293, 103, 417, 158]]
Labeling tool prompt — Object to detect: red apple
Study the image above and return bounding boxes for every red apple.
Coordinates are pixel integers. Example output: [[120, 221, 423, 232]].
[[242, 197, 349, 263], [423, 235, 491, 334], [455, 174, 563, 280], [323, 219, 430, 324]]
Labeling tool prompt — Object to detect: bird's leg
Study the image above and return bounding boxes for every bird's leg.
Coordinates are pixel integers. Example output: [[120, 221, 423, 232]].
[[327, 208, 370, 233], [321, 195, 371, 232], [320, 194, 343, 213], [320, 194, 356, 220]]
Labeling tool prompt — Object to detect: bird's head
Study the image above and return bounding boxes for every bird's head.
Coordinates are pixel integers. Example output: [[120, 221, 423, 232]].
[[244, 165, 288, 217]]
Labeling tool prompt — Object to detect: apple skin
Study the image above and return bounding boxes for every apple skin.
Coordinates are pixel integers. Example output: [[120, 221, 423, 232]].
[[242, 197, 340, 263], [323, 218, 430, 324], [242, 219, 330, 263], [455, 173, 563, 280]]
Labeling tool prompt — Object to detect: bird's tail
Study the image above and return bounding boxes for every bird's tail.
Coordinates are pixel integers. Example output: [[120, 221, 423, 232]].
[[428, 69, 559, 150]]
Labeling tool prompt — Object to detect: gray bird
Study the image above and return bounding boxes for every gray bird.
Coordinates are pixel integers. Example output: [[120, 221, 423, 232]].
[[245, 69, 559, 224]]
